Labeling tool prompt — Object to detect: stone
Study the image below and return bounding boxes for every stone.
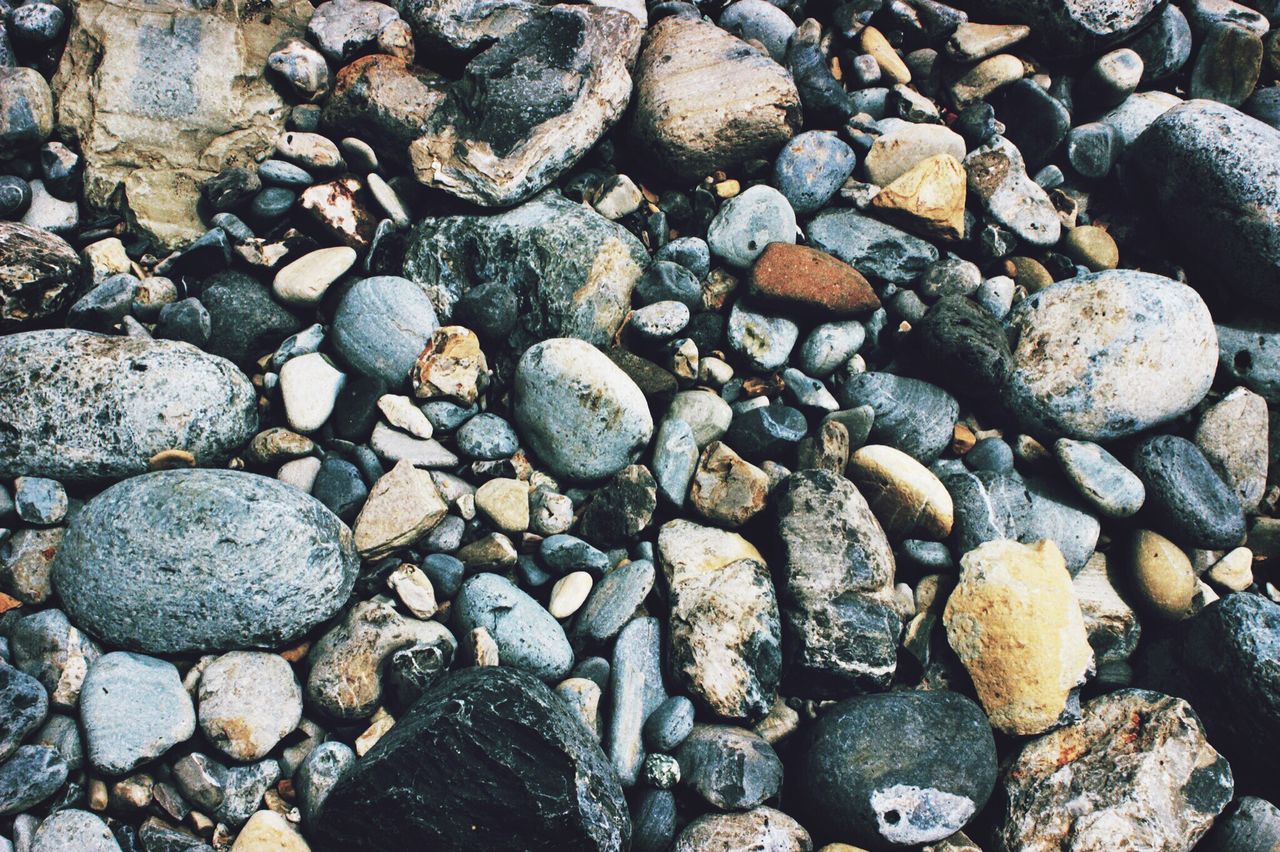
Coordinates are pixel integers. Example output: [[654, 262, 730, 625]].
[[870, 154, 967, 242], [726, 302, 800, 372], [910, 295, 1012, 402], [577, 466, 657, 547], [30, 810, 121, 852], [1130, 4, 1193, 81], [1060, 225, 1120, 272], [321, 54, 446, 167], [0, 745, 66, 815], [299, 177, 378, 248], [1055, 438, 1145, 518], [658, 520, 780, 722], [676, 725, 782, 810], [799, 321, 864, 377], [748, 243, 879, 317], [573, 560, 655, 645], [197, 652, 302, 762], [475, 478, 530, 533], [218, 759, 281, 827], [513, 338, 653, 482], [403, 191, 646, 359], [10, 608, 101, 710], [1189, 23, 1262, 108], [315, 667, 630, 850], [964, 135, 1061, 248], [776, 470, 900, 696], [80, 652, 196, 775], [961, 0, 1163, 56], [232, 810, 309, 852], [307, 597, 456, 719], [455, 413, 518, 460], [1074, 552, 1141, 664], [672, 807, 810, 852], [798, 690, 997, 849], [1195, 387, 1269, 512], [706, 184, 796, 269], [1130, 529, 1198, 620], [0, 528, 60, 605], [773, 131, 857, 215], [332, 276, 439, 387], [549, 572, 592, 619], [0, 663, 47, 763], [997, 689, 1232, 852], [943, 539, 1094, 736], [1125, 100, 1280, 308], [837, 373, 958, 464], [268, 37, 332, 102], [945, 22, 1030, 61], [307, 0, 400, 62], [51, 0, 313, 248], [630, 15, 803, 173], [690, 441, 769, 527], [408, 6, 641, 206], [0, 67, 52, 157], [607, 617, 666, 787], [808, 209, 939, 285], [454, 572, 573, 680], [1217, 321, 1280, 402], [377, 395, 434, 441], [52, 469, 358, 653], [1206, 547, 1254, 593], [280, 352, 346, 434], [1132, 435, 1246, 550], [296, 741, 355, 828], [354, 460, 448, 559], [273, 247, 357, 307], [412, 325, 488, 405], [1201, 796, 1280, 852], [847, 445, 954, 540], [1002, 272, 1218, 441], [0, 330, 256, 482], [201, 271, 304, 369], [13, 477, 67, 526], [946, 53, 1025, 111], [0, 223, 83, 330]]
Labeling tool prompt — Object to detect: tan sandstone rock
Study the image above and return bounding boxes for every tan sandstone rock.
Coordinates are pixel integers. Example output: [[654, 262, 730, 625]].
[[870, 154, 967, 241], [353, 460, 448, 559]]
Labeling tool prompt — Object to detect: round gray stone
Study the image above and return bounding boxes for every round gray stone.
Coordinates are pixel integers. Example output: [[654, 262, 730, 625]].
[[80, 652, 196, 776], [332, 276, 439, 386], [706, 185, 796, 268]]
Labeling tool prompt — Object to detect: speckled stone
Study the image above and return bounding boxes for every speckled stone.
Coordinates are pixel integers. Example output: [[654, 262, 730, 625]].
[[1131, 435, 1246, 550]]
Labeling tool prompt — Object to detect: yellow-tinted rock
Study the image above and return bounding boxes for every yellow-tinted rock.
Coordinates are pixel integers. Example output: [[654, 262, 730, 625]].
[[690, 440, 770, 527], [474, 477, 530, 533], [870, 154, 967, 241], [1007, 255, 1054, 292], [1207, 546, 1254, 592], [1130, 529, 1197, 619], [1060, 225, 1119, 271], [947, 54, 1026, 110], [353, 460, 447, 558], [860, 26, 910, 84], [412, 325, 488, 405], [846, 444, 953, 539], [231, 809, 311, 851], [943, 539, 1093, 736]]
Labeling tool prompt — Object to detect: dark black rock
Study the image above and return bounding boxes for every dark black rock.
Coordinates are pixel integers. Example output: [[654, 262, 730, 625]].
[[421, 553, 465, 600], [675, 725, 783, 810], [330, 372, 388, 442], [992, 79, 1071, 170], [1132, 435, 1246, 550], [39, 142, 83, 201], [0, 174, 31, 218], [1201, 795, 1280, 852], [201, 167, 262, 213], [200, 271, 302, 369], [314, 666, 631, 851], [911, 295, 1012, 402], [66, 273, 139, 332], [798, 689, 998, 848], [631, 789, 676, 852], [577, 465, 657, 548], [787, 19, 854, 122], [953, 102, 999, 148], [725, 402, 808, 462], [837, 372, 958, 463], [311, 456, 369, 523], [0, 662, 47, 762], [248, 186, 296, 225], [453, 279, 518, 341], [153, 298, 212, 348]]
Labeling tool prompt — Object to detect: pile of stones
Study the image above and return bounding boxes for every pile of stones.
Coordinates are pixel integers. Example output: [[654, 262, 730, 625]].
[[1, 0, 1280, 848]]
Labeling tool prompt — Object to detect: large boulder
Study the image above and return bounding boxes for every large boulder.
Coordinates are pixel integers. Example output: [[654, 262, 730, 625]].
[[961, 0, 1163, 56], [51, 0, 314, 249]]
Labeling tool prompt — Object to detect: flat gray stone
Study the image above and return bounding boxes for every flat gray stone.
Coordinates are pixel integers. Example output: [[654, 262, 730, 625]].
[[453, 572, 573, 680], [607, 616, 666, 787], [80, 652, 195, 776]]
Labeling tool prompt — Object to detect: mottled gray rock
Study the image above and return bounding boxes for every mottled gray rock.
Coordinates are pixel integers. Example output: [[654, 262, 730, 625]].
[[1125, 100, 1280, 308], [807, 209, 939, 285], [197, 652, 302, 762], [0, 330, 257, 481], [30, 810, 121, 852], [706, 185, 796, 268], [80, 652, 195, 776], [727, 301, 800, 372], [296, 740, 355, 828], [608, 617, 666, 787], [52, 469, 359, 654], [1003, 271, 1217, 441], [574, 560, 656, 645], [1132, 435, 1246, 550], [964, 135, 1061, 248], [332, 276, 439, 387], [1022, 478, 1101, 577], [998, 689, 1232, 852], [719, 0, 795, 62], [1195, 387, 1269, 513], [31, 715, 82, 773], [403, 192, 647, 362], [216, 759, 280, 828], [961, 0, 1163, 56], [776, 470, 901, 696], [837, 373, 958, 463], [0, 745, 66, 814], [307, 0, 400, 62], [399, 0, 537, 54], [676, 725, 782, 810], [513, 338, 653, 482], [454, 572, 573, 680], [1201, 796, 1280, 852], [1128, 5, 1192, 82], [0, 222, 83, 330], [10, 608, 101, 710], [653, 417, 698, 506], [0, 662, 47, 762], [0, 525, 60, 606], [1217, 321, 1280, 402], [1055, 438, 1146, 518], [644, 696, 696, 753]]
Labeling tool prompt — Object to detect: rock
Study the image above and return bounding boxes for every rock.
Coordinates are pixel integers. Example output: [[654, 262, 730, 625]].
[[808, 209, 940, 286], [403, 191, 646, 359], [201, 271, 304, 369], [1124, 100, 1280, 308], [1002, 271, 1217, 441], [273, 247, 357, 307], [280, 352, 346, 434], [307, 0, 400, 62], [577, 465, 656, 547], [943, 539, 1094, 736], [1201, 796, 1280, 852], [1130, 529, 1197, 620], [1216, 321, 1280, 402], [946, 22, 1030, 61], [1055, 438, 1145, 518], [475, 478, 530, 533], [870, 154, 967, 242], [13, 477, 67, 527], [232, 810, 309, 852], [197, 652, 302, 762], [0, 67, 51, 158], [910, 295, 1012, 402], [321, 54, 446, 167], [726, 302, 800, 372], [315, 667, 630, 850], [1074, 552, 1141, 664], [0, 330, 257, 481], [1189, 23, 1262, 108], [776, 469, 901, 696], [707, 185, 796, 269], [658, 520, 781, 722], [10, 608, 101, 710], [1021, 477, 1102, 577], [961, 0, 1163, 56], [863, 122, 966, 187], [217, 759, 281, 828], [354, 460, 447, 559], [377, 395, 434, 440], [690, 441, 770, 527], [1132, 435, 1246, 550], [0, 745, 66, 815], [946, 54, 1025, 111], [1060, 225, 1120, 272], [847, 445, 954, 540], [799, 321, 865, 377], [454, 572, 573, 680], [513, 338, 653, 482], [574, 561, 655, 647], [607, 617, 666, 787], [30, 810, 121, 852], [1195, 387, 1269, 512], [836, 373, 958, 463], [0, 223, 83, 330], [0, 663, 47, 763], [997, 689, 1232, 851], [296, 741, 355, 828], [798, 690, 997, 848], [412, 326, 489, 406], [1129, 4, 1193, 81], [748, 243, 879, 317], [630, 15, 801, 181], [408, 6, 641, 206], [80, 652, 196, 775], [672, 807, 811, 852], [268, 37, 332, 102], [773, 131, 857, 215], [332, 276, 439, 387], [676, 725, 782, 810], [51, 0, 314, 248], [964, 135, 1060, 248], [719, 0, 795, 62], [0, 527, 60, 605], [52, 469, 358, 653]]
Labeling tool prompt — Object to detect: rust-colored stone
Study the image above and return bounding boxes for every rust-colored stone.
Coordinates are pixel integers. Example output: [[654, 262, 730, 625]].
[[748, 243, 880, 316]]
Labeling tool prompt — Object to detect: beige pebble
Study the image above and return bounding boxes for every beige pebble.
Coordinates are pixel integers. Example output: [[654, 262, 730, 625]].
[[232, 809, 311, 851], [377, 394, 434, 440], [1130, 529, 1197, 620], [456, 533, 518, 570], [354, 708, 395, 757], [1207, 546, 1254, 593], [353, 460, 448, 559], [947, 53, 1025, 109], [860, 25, 911, 84], [271, 246, 356, 306], [474, 477, 531, 533], [846, 444, 954, 539], [471, 626, 500, 666], [690, 440, 770, 527], [548, 571, 594, 619], [276, 456, 321, 493], [386, 563, 438, 618]]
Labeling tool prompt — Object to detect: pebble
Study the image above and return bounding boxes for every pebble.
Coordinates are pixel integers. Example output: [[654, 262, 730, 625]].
[[673, 807, 810, 852], [454, 573, 573, 680], [1129, 529, 1198, 620], [13, 477, 66, 526], [80, 652, 196, 776], [798, 690, 997, 848], [947, 54, 1025, 111], [10, 608, 101, 709], [548, 571, 592, 619], [578, 465, 657, 547], [1129, 4, 1193, 81], [1194, 387, 1269, 512], [946, 22, 1030, 61], [848, 444, 954, 542], [799, 320, 864, 377], [29, 810, 120, 852], [295, 740, 355, 828], [809, 208, 940, 285], [676, 725, 782, 810], [963, 135, 1060, 248], [0, 176, 32, 219], [0, 67, 52, 156], [652, 417, 699, 506], [231, 810, 310, 852], [0, 744, 65, 814], [862, 121, 966, 187], [332, 276, 439, 386], [636, 260, 701, 309], [725, 301, 796, 371], [749, 242, 879, 316], [942, 539, 1093, 735], [201, 270, 303, 368], [197, 652, 302, 762], [455, 413, 519, 460], [725, 401, 807, 460], [607, 616, 666, 786], [1055, 438, 1145, 518], [706, 184, 796, 268], [772, 132, 857, 215], [272, 246, 357, 306], [52, 469, 359, 653], [1190, 23, 1262, 107], [513, 338, 654, 481], [354, 460, 448, 558], [644, 695, 696, 752], [1132, 435, 1246, 550], [690, 441, 769, 527], [911, 294, 1012, 402], [837, 372, 958, 463], [870, 153, 967, 242], [280, 352, 346, 433], [474, 477, 530, 533], [1073, 552, 1141, 665]]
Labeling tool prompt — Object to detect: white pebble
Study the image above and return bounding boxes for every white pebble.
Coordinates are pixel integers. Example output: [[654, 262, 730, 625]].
[[548, 571, 593, 619], [279, 352, 346, 433], [277, 456, 321, 493]]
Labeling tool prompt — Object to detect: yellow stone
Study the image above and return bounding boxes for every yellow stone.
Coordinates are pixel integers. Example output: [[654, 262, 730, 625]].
[[947, 53, 1025, 110], [1060, 225, 1119, 272], [412, 325, 489, 404], [1130, 529, 1197, 619], [690, 440, 770, 527], [1208, 546, 1254, 592], [656, 518, 763, 584], [943, 539, 1093, 736], [1007, 255, 1054, 292], [870, 154, 967, 241], [846, 444, 954, 539], [474, 477, 531, 533], [860, 26, 911, 84], [231, 810, 311, 851]]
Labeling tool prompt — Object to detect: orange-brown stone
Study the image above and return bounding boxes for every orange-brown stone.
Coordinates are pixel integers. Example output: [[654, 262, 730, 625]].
[[747, 243, 880, 316]]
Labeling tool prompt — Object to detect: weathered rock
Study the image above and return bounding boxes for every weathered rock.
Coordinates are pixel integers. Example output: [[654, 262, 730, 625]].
[[0, 223, 83, 330], [408, 5, 642, 206], [322, 54, 445, 168], [81, 652, 196, 776], [1055, 438, 1146, 518], [0, 663, 47, 763], [776, 470, 900, 696], [1195, 387, 1269, 513], [331, 276, 439, 387], [808, 209, 940, 285], [1, 527, 61, 605], [1125, 100, 1280, 308], [870, 154, 967, 241], [197, 652, 302, 762], [0, 330, 256, 481], [52, 469, 358, 653], [799, 690, 997, 848], [403, 191, 647, 360], [315, 666, 630, 851], [676, 725, 782, 810], [1002, 271, 1217, 441], [353, 460, 447, 558], [998, 689, 1232, 852], [836, 373, 958, 464], [863, 121, 967, 187], [964, 135, 1061, 248], [454, 572, 573, 680], [943, 539, 1094, 736], [0, 745, 66, 816], [30, 810, 122, 852], [690, 441, 769, 527], [9, 608, 101, 710], [233, 810, 309, 852], [1073, 552, 1141, 664], [672, 807, 810, 852], [629, 15, 801, 181], [1132, 435, 1246, 550], [961, 0, 1163, 56], [658, 520, 781, 722], [911, 295, 1011, 403], [51, 0, 314, 249], [847, 444, 954, 540], [607, 617, 666, 787], [0, 67, 53, 157], [748, 243, 879, 317]]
